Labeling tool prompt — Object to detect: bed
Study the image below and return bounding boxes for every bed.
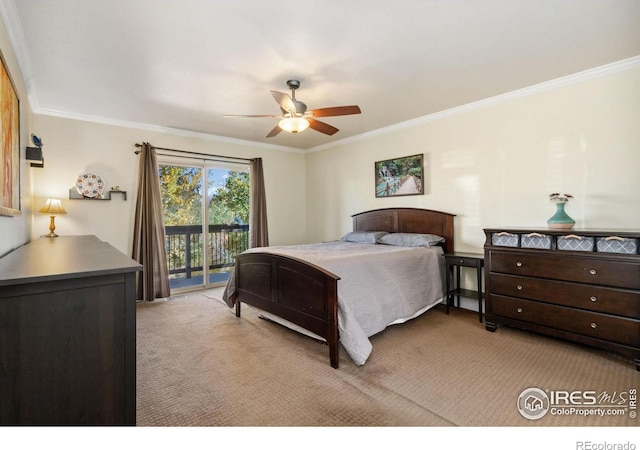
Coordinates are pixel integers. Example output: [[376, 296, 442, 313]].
[[222, 207, 455, 368]]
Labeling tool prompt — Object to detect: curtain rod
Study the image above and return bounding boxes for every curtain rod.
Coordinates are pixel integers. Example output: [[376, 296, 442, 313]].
[[134, 143, 254, 163]]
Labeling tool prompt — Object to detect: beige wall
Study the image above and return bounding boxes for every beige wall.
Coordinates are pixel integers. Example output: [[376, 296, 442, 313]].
[[305, 67, 640, 253], [30, 115, 307, 254], [0, 16, 33, 257]]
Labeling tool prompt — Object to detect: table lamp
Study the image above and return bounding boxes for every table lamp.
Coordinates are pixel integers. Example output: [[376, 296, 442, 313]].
[[39, 198, 67, 237]]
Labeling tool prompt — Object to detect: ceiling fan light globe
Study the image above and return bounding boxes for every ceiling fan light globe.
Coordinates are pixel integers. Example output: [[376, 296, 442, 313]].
[[279, 117, 310, 133]]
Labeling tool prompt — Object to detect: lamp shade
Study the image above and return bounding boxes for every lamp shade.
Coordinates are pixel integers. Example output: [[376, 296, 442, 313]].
[[39, 198, 67, 215], [279, 117, 310, 133]]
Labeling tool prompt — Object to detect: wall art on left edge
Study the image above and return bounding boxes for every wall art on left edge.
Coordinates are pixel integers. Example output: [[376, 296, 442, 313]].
[[0, 48, 20, 216], [375, 153, 424, 198]]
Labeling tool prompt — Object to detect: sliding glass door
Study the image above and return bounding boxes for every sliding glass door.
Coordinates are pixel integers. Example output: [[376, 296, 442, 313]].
[[158, 160, 249, 292], [206, 167, 250, 285]]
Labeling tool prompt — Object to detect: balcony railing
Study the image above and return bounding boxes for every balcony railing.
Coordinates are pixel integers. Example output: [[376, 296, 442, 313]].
[[165, 224, 249, 286]]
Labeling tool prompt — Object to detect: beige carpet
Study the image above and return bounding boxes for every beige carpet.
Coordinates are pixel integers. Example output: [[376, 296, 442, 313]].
[[136, 288, 638, 427]]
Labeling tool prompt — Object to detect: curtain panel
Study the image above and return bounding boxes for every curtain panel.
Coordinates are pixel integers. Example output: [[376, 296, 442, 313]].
[[249, 158, 269, 248], [132, 142, 170, 301]]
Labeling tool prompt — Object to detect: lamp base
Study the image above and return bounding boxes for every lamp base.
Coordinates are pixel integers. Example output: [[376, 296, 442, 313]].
[[45, 215, 59, 237]]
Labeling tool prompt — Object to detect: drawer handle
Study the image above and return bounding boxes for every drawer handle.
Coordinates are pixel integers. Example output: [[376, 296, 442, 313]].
[[516, 262, 523, 267], [517, 307, 523, 313], [496, 232, 513, 236], [563, 234, 583, 240], [459, 259, 465, 263], [517, 285, 523, 290], [526, 232, 544, 238], [590, 296, 597, 302], [590, 322, 597, 329], [604, 236, 624, 241], [589, 269, 597, 275]]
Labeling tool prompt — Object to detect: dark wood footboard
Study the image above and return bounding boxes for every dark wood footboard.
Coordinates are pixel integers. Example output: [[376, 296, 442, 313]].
[[234, 252, 341, 368]]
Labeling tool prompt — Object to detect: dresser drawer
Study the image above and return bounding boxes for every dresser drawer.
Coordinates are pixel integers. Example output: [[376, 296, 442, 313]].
[[489, 251, 640, 289], [491, 295, 640, 347], [491, 274, 640, 318]]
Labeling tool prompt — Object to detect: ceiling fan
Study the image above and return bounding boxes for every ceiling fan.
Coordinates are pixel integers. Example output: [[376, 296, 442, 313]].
[[223, 80, 361, 138]]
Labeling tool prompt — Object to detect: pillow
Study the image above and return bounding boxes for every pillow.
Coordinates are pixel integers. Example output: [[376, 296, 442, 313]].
[[377, 232, 445, 247], [340, 231, 388, 244]]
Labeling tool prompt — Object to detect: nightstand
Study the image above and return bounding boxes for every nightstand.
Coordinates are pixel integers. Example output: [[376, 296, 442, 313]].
[[444, 252, 484, 322]]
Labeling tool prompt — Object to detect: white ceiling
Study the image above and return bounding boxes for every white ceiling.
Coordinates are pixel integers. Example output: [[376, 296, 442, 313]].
[[2, 0, 639, 151]]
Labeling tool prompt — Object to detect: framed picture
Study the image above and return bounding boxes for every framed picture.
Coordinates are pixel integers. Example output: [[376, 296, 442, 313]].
[[0, 49, 20, 216], [375, 153, 424, 198]]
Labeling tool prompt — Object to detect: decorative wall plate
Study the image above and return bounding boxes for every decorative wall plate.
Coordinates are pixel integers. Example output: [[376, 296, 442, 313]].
[[75, 173, 105, 198]]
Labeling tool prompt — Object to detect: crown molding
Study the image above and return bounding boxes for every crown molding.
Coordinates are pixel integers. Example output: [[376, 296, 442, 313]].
[[308, 55, 640, 153], [34, 107, 305, 154]]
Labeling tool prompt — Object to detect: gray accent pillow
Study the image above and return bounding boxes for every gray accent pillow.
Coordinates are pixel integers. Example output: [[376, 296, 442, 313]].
[[377, 233, 445, 247], [341, 231, 389, 244]]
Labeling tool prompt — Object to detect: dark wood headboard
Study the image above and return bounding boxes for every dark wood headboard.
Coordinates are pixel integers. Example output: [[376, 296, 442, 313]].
[[352, 208, 455, 254]]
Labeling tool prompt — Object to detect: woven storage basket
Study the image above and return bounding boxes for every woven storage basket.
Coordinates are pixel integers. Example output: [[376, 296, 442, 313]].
[[491, 232, 519, 247], [520, 233, 552, 249], [596, 236, 639, 254], [557, 234, 594, 252]]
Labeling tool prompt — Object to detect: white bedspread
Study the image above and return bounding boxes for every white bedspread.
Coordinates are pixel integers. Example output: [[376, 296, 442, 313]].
[[223, 241, 445, 366]]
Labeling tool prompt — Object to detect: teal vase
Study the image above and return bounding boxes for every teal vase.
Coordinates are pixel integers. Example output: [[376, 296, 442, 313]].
[[547, 202, 575, 229]]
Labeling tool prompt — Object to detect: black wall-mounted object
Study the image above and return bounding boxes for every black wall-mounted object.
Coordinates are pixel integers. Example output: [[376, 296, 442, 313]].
[[26, 147, 44, 168]]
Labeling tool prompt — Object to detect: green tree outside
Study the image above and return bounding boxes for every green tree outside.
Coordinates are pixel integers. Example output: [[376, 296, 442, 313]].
[[158, 164, 250, 283], [159, 165, 202, 226], [158, 165, 249, 226], [208, 171, 250, 224]]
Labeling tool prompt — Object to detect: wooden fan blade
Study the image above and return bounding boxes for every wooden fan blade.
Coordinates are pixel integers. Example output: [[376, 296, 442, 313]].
[[266, 125, 282, 138], [308, 118, 339, 136], [309, 105, 361, 117], [271, 91, 296, 113]]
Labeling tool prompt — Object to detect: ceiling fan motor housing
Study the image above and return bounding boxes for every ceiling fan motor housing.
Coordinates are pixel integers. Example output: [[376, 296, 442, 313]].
[[286, 80, 307, 113], [286, 79, 301, 90], [292, 99, 307, 114]]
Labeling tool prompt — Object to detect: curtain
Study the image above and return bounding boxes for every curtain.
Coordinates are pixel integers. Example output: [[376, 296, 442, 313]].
[[131, 142, 170, 301], [249, 158, 269, 248]]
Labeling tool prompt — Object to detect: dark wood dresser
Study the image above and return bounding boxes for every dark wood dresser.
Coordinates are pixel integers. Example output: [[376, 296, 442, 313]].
[[483, 228, 640, 370], [0, 235, 142, 425]]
